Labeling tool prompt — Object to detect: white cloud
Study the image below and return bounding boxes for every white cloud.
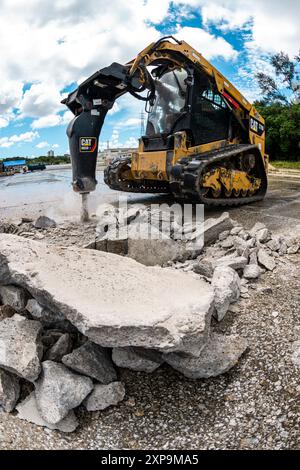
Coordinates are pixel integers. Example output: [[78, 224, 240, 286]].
[[0, 0, 238, 133], [31, 110, 74, 129], [124, 136, 138, 148], [178, 0, 300, 56], [31, 114, 62, 129], [116, 117, 141, 128], [0, 117, 9, 128], [1, 0, 299, 142], [36, 141, 49, 149], [0, 131, 38, 148], [175, 26, 238, 60]]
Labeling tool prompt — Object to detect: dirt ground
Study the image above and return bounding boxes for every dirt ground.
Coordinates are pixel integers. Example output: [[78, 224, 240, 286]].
[[0, 172, 300, 450]]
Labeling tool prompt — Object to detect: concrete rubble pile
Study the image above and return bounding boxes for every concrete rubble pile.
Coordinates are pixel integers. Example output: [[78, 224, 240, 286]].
[[0, 208, 298, 433]]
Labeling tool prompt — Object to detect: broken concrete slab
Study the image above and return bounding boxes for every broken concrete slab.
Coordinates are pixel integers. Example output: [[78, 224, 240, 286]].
[[243, 264, 264, 280], [0, 285, 27, 311], [0, 314, 42, 381], [34, 216, 56, 229], [211, 266, 241, 322], [16, 392, 79, 433], [163, 333, 248, 379], [257, 249, 276, 271], [35, 361, 93, 424], [84, 382, 125, 411], [0, 234, 214, 355], [112, 347, 163, 373], [0, 368, 20, 412], [62, 341, 117, 384]]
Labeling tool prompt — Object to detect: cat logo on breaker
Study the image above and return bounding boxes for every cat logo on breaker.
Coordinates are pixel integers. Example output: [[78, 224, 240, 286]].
[[80, 137, 97, 153]]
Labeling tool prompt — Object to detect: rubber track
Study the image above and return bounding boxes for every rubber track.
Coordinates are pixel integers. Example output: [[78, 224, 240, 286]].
[[169, 144, 268, 207], [104, 157, 170, 193], [104, 144, 268, 206]]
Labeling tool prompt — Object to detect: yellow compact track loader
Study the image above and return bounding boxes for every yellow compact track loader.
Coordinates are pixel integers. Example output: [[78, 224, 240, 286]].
[[63, 36, 268, 206]]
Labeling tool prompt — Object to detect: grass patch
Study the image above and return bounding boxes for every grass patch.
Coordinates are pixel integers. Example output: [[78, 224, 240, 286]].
[[271, 161, 300, 170]]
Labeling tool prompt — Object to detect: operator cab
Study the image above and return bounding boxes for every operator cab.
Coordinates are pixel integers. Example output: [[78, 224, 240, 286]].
[[142, 65, 233, 151]]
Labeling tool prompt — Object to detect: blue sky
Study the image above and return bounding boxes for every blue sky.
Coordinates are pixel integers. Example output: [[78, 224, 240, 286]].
[[0, 0, 299, 159]]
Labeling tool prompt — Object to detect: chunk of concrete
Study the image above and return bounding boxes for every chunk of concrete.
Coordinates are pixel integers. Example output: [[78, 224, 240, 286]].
[[211, 266, 241, 322], [249, 222, 267, 237], [233, 237, 250, 258], [0, 285, 27, 311], [267, 237, 280, 252], [0, 234, 214, 355], [202, 212, 234, 245], [213, 256, 248, 271], [255, 228, 270, 243], [230, 226, 243, 236], [34, 216, 56, 229], [16, 392, 78, 433], [164, 333, 248, 379], [112, 347, 163, 372], [44, 333, 73, 362], [0, 304, 16, 321], [35, 361, 93, 424], [291, 340, 300, 367], [220, 235, 235, 249], [278, 239, 288, 255], [127, 224, 186, 266], [257, 249, 276, 271], [249, 249, 258, 265], [0, 369, 20, 412], [62, 341, 117, 384], [218, 230, 230, 241], [243, 264, 264, 280], [287, 244, 299, 255], [0, 314, 42, 381], [84, 382, 125, 411], [26, 298, 75, 332], [193, 260, 214, 278]]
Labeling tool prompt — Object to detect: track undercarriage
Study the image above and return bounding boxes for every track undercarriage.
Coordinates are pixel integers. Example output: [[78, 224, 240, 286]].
[[104, 144, 267, 207]]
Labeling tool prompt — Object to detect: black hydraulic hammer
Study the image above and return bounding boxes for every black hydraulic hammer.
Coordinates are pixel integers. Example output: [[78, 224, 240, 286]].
[[62, 62, 146, 194]]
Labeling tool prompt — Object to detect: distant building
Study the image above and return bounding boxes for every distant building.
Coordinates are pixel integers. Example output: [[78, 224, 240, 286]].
[[47, 150, 54, 157], [2, 159, 26, 172]]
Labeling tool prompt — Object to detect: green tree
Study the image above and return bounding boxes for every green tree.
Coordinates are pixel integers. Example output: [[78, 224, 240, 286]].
[[256, 51, 300, 104], [255, 51, 300, 161]]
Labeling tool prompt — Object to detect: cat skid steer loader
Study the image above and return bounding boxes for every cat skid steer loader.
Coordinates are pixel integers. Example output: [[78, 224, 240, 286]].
[[63, 36, 268, 206]]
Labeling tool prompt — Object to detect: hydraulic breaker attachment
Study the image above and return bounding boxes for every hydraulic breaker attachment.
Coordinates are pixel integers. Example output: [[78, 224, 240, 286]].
[[63, 62, 149, 194], [66, 110, 107, 193]]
